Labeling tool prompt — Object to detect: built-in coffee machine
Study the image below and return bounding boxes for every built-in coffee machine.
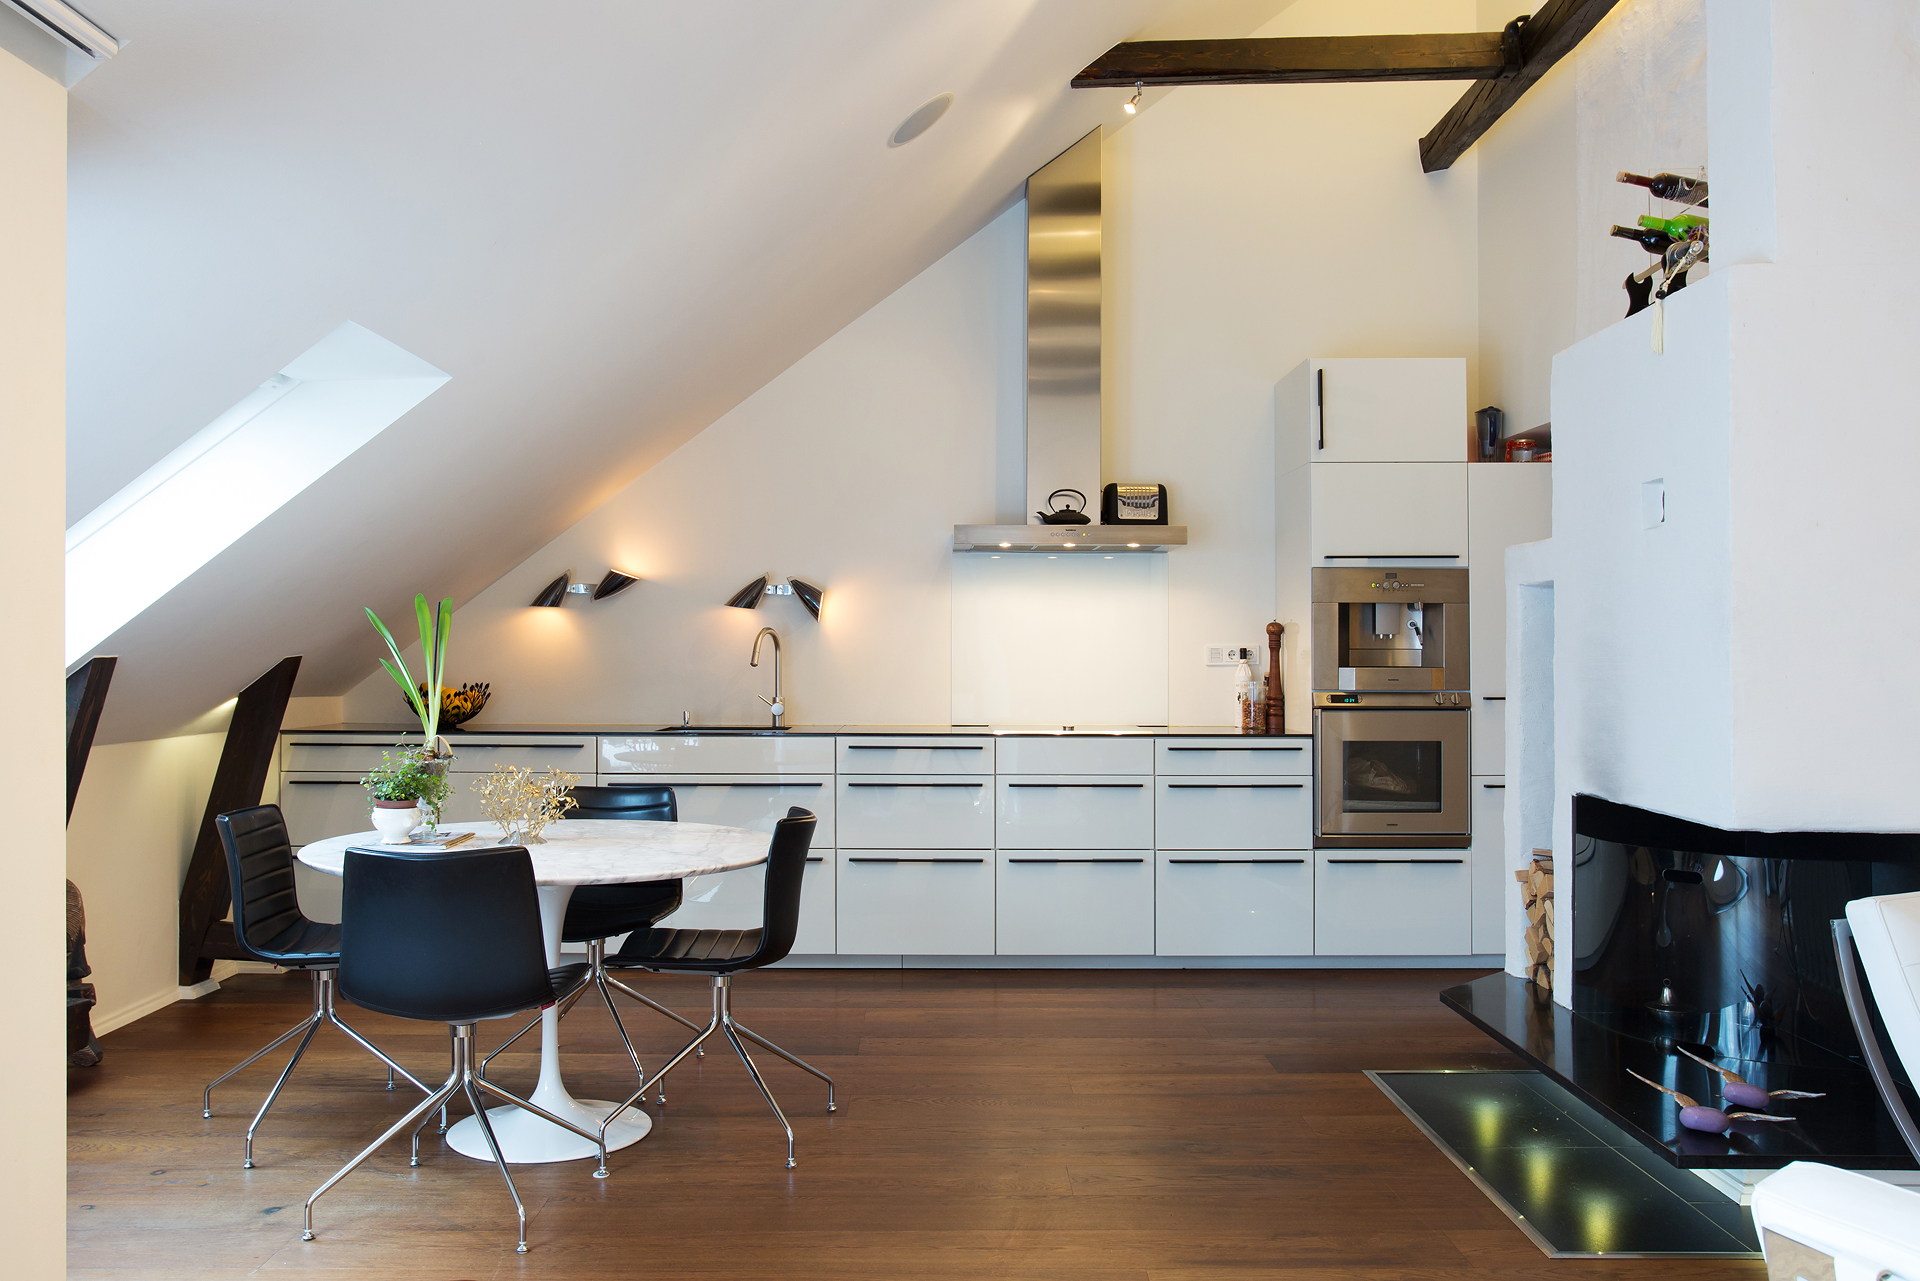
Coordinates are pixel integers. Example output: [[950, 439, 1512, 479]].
[[1310, 567, 1471, 848]]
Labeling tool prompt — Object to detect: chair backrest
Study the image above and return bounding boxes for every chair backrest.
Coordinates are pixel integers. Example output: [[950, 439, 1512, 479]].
[[1848, 892, 1920, 1087], [215, 805, 308, 964], [339, 845, 554, 1023], [568, 784, 676, 823], [750, 807, 817, 968]]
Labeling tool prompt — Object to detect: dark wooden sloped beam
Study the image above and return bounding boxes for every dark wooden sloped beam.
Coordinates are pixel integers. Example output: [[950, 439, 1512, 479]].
[[1072, 32, 1517, 87], [66, 656, 117, 824], [178, 656, 301, 986], [1420, 0, 1620, 171]]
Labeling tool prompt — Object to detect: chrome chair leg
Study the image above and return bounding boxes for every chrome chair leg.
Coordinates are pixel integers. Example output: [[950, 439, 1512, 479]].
[[722, 1016, 796, 1169], [462, 1076, 529, 1255], [304, 1057, 464, 1244], [603, 973, 708, 1047], [204, 970, 325, 1118], [320, 972, 430, 1095], [600, 978, 724, 1136], [731, 1020, 836, 1112], [242, 1016, 323, 1168], [593, 970, 647, 1086], [469, 1075, 610, 1179]]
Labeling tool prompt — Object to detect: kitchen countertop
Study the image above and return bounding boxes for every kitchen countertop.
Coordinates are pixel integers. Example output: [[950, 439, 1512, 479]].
[[283, 722, 1310, 739]]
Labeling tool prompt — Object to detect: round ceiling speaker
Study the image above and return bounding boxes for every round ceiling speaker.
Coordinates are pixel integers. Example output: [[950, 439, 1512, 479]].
[[889, 93, 954, 148]]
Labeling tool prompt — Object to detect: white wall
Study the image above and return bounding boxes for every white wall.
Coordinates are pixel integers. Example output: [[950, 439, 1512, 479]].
[[344, 0, 1484, 730], [0, 40, 69, 1281]]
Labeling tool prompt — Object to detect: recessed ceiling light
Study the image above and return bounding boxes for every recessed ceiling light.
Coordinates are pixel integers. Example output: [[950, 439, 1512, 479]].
[[889, 93, 954, 148]]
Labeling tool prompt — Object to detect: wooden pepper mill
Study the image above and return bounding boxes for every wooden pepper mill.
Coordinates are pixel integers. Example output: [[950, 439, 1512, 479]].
[[1265, 621, 1285, 736]]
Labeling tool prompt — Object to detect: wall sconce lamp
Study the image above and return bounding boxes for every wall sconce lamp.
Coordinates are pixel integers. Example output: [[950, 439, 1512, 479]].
[[725, 574, 825, 620], [532, 568, 640, 607]]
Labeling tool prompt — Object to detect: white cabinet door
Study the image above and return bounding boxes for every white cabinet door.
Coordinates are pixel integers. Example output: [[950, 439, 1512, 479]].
[[631, 775, 832, 932], [1473, 699, 1505, 776], [997, 777, 1153, 849], [1467, 462, 1552, 695], [995, 853, 1153, 955], [1309, 358, 1465, 463], [1310, 463, 1468, 561], [598, 734, 834, 774], [1471, 777, 1507, 955], [1156, 854, 1312, 956], [994, 737, 1153, 775], [836, 776, 992, 849], [1314, 852, 1470, 955], [792, 856, 834, 955], [1155, 778, 1312, 849], [280, 774, 373, 846], [836, 737, 995, 773], [1155, 739, 1311, 775], [836, 852, 994, 955]]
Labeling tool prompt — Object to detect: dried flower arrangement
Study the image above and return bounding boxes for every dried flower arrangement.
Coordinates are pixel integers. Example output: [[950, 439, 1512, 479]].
[[474, 765, 579, 845]]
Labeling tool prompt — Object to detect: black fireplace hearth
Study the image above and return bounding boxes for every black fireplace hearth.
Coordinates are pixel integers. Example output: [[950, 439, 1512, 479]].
[[1442, 794, 1920, 1170]]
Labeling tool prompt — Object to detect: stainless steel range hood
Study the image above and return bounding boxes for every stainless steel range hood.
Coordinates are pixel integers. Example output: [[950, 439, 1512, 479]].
[[954, 128, 1186, 554]]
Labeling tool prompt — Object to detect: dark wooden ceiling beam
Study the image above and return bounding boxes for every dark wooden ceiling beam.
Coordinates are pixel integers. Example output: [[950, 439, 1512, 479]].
[[1420, 0, 1620, 171], [1071, 33, 1517, 88]]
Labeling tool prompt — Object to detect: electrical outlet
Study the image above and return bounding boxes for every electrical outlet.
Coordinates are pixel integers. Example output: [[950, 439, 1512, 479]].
[[1206, 644, 1254, 667]]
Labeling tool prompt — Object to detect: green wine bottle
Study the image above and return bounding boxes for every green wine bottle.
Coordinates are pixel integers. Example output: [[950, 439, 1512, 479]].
[[1637, 213, 1707, 238], [1611, 224, 1675, 254]]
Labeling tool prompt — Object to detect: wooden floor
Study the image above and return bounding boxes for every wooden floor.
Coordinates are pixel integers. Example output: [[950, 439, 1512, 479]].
[[69, 967, 1765, 1280]]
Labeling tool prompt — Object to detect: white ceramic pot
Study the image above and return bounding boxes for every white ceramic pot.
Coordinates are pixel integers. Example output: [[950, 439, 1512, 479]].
[[370, 803, 422, 844]]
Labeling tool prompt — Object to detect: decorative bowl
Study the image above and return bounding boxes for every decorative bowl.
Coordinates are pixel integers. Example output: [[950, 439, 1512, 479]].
[[417, 682, 491, 729]]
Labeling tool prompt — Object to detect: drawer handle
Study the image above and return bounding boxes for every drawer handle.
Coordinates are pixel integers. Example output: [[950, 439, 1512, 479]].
[[1166, 783, 1303, 790], [1005, 783, 1145, 788], [1168, 858, 1305, 865], [1482, 783, 1505, 789], [1165, 746, 1302, 752], [1325, 858, 1464, 864], [805, 856, 824, 863], [1006, 857, 1145, 864], [847, 857, 986, 864], [283, 779, 361, 786], [845, 744, 985, 751], [621, 781, 823, 788], [1482, 696, 1506, 701], [1322, 554, 1461, 560], [845, 782, 984, 788]]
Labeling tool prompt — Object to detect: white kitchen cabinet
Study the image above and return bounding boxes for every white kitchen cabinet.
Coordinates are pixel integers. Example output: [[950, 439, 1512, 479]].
[[995, 852, 1153, 955], [836, 851, 994, 955], [1156, 853, 1312, 956], [1470, 777, 1507, 955], [837, 775, 992, 848], [1314, 851, 1471, 956], [1309, 463, 1468, 562], [282, 734, 598, 776], [997, 776, 1152, 849], [1154, 738, 1310, 775], [598, 734, 833, 775], [1277, 357, 1466, 467], [836, 737, 995, 773], [1473, 698, 1505, 776], [1154, 777, 1311, 849], [1466, 462, 1552, 696], [993, 737, 1152, 775]]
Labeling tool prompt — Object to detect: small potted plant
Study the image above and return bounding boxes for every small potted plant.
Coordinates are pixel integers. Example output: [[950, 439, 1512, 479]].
[[361, 749, 451, 843]]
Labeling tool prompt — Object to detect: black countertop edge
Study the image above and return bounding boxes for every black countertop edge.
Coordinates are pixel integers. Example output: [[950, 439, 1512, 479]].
[[1441, 972, 1920, 1170], [282, 723, 1312, 739]]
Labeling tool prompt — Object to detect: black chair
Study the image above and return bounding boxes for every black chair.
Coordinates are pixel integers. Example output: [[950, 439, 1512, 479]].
[[598, 808, 835, 1168], [478, 784, 704, 1090], [203, 805, 431, 1168], [303, 845, 608, 1255]]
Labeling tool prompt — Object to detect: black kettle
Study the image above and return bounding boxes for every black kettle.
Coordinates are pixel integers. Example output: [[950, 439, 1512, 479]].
[[1035, 488, 1091, 525]]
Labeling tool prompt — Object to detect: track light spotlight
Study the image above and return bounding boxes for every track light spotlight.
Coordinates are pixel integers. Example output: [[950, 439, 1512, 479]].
[[530, 573, 570, 607], [725, 575, 770, 609], [788, 578, 824, 620], [1124, 81, 1142, 114], [592, 569, 640, 600]]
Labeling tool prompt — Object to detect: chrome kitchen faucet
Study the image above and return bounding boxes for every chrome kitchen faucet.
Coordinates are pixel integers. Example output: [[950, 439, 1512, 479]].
[[751, 627, 784, 728]]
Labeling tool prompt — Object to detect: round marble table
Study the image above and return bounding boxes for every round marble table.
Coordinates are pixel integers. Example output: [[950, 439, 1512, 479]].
[[297, 817, 767, 1164]]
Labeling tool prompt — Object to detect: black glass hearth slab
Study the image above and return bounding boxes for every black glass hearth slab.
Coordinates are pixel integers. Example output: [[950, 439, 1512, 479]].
[[1368, 1069, 1759, 1258], [1443, 972, 1920, 1169]]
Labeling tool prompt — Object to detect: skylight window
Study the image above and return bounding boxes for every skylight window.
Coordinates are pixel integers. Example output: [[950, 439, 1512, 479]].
[[65, 321, 449, 665]]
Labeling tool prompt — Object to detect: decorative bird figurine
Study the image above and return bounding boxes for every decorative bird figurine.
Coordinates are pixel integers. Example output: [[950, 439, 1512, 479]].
[[1627, 1069, 1800, 1133], [1675, 1047, 1826, 1110]]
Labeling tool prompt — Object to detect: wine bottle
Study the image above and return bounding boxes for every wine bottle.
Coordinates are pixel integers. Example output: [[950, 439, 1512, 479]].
[[1637, 213, 1707, 239], [1617, 170, 1708, 206], [1611, 224, 1675, 254]]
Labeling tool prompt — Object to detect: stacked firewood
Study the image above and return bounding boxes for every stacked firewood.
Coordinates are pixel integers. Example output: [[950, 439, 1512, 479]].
[[1515, 850, 1554, 991]]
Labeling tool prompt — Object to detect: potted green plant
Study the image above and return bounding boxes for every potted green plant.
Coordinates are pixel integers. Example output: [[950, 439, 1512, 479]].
[[361, 749, 451, 843], [365, 593, 458, 832]]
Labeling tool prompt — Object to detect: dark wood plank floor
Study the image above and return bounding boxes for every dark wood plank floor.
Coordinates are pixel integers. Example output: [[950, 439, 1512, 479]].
[[69, 968, 1765, 1280]]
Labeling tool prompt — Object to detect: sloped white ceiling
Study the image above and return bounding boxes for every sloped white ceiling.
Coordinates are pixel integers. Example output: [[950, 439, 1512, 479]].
[[66, 0, 1295, 743]]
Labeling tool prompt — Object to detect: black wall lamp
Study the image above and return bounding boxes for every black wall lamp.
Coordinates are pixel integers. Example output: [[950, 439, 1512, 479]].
[[725, 574, 825, 620], [531, 568, 641, 607]]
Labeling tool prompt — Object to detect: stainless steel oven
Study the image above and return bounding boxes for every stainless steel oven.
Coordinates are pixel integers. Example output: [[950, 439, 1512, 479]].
[[1313, 695, 1471, 847]]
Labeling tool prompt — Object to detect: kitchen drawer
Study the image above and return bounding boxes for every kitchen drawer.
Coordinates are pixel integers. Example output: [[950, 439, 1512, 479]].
[[598, 734, 834, 774], [279, 773, 376, 846], [836, 736, 994, 774], [1156, 853, 1312, 956], [836, 851, 994, 955], [1155, 776, 1311, 849], [997, 776, 1152, 849], [599, 775, 833, 847], [655, 851, 833, 953], [1155, 738, 1310, 775], [993, 737, 1152, 775], [836, 775, 991, 849], [996, 852, 1153, 956], [1471, 777, 1507, 955], [1309, 463, 1467, 561], [441, 736, 598, 775], [1473, 699, 1505, 776], [1314, 852, 1470, 955], [281, 737, 421, 774]]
